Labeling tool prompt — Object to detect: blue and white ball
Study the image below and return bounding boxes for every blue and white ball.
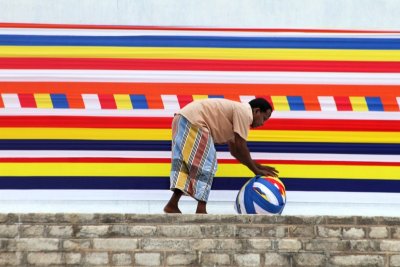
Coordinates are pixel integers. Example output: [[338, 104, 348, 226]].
[[235, 175, 286, 215]]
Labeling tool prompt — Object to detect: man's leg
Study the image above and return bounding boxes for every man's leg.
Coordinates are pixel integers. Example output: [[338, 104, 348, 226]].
[[163, 189, 183, 213], [195, 200, 207, 214]]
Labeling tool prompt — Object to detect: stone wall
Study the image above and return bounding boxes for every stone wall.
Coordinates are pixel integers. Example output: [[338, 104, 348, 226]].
[[0, 214, 399, 266]]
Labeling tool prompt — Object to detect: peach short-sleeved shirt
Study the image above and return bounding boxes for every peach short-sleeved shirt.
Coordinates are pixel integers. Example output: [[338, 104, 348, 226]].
[[177, 99, 253, 144]]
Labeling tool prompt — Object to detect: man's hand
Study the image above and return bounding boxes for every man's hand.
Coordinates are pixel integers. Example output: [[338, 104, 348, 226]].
[[254, 164, 279, 177]]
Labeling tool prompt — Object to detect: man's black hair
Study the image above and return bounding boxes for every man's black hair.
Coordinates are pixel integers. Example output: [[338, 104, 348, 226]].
[[249, 98, 273, 112]]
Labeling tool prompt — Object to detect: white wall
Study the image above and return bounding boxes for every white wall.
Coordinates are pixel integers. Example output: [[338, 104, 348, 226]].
[[0, 0, 400, 30]]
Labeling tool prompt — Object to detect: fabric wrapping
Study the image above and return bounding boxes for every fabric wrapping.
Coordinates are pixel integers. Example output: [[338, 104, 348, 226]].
[[169, 115, 217, 202]]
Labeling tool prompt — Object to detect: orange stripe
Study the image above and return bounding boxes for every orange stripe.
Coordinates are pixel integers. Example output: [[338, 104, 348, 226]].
[[0, 82, 398, 99], [66, 93, 85, 109], [302, 95, 321, 111], [146, 94, 164, 109], [381, 96, 400, 111]]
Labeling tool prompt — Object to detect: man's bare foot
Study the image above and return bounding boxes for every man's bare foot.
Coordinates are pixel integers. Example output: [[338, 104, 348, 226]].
[[163, 205, 182, 213], [195, 209, 207, 214]]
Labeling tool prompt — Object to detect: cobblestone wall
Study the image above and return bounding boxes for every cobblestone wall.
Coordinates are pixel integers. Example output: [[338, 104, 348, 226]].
[[0, 214, 399, 266]]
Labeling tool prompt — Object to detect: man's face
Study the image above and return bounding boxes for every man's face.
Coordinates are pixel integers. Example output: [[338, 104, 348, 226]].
[[251, 108, 272, 128]]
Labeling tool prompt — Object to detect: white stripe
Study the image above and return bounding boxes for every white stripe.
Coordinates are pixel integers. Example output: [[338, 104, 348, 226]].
[[2, 27, 400, 38], [239, 95, 256, 103], [1, 94, 21, 108], [82, 94, 101, 109], [397, 97, 400, 109], [0, 150, 398, 163], [2, 70, 400, 85], [318, 96, 337, 111], [0, 108, 398, 120], [161, 95, 180, 110]]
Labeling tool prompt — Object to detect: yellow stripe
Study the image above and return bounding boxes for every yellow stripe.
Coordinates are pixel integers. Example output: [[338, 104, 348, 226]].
[[192, 95, 208, 100], [114, 94, 133, 109], [271, 96, 290, 111], [34, 94, 53, 108], [0, 163, 399, 180], [349, 96, 369, 111], [0, 128, 398, 143], [2, 46, 400, 61]]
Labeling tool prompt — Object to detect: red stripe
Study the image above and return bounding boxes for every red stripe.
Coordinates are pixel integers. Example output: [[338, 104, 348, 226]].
[[18, 93, 37, 108], [0, 158, 398, 166], [2, 23, 400, 33], [334, 96, 353, 111], [3, 58, 400, 73], [177, 95, 194, 108], [98, 94, 117, 109], [0, 116, 399, 131]]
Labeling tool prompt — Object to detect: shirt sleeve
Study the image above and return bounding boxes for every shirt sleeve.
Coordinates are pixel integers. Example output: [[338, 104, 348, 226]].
[[232, 106, 251, 140]]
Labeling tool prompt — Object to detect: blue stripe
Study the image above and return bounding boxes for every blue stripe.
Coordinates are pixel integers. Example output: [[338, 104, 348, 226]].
[[0, 140, 398, 154], [50, 94, 69, 108], [208, 95, 224, 98], [1, 35, 400, 49], [130, 94, 148, 109], [287, 96, 305, 111], [365, 97, 384, 111], [0, 177, 399, 192]]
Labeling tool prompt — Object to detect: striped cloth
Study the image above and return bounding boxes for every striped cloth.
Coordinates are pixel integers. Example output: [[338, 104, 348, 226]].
[[170, 115, 217, 202]]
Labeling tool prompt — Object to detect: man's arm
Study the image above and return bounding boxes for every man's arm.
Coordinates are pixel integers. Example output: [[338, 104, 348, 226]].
[[228, 133, 278, 177]]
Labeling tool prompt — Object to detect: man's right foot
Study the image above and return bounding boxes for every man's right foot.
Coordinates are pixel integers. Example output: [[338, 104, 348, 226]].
[[163, 205, 182, 213]]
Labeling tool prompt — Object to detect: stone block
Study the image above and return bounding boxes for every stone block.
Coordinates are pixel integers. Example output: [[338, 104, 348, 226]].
[[343, 227, 365, 239], [63, 239, 91, 250], [16, 238, 59, 251], [84, 252, 109, 265], [368, 227, 388, 239], [233, 253, 260, 267], [48, 225, 73, 237], [305, 239, 349, 252], [246, 239, 273, 250], [393, 227, 400, 239], [65, 253, 81, 265], [349, 240, 378, 252], [278, 239, 302, 252], [159, 225, 202, 237], [264, 253, 290, 266], [0, 225, 18, 238], [201, 225, 236, 237], [263, 226, 288, 238], [316, 226, 341, 238], [142, 238, 190, 251], [93, 238, 138, 250], [292, 253, 326, 266], [27, 252, 63, 266], [112, 253, 132, 266], [135, 252, 161, 266], [166, 253, 197, 266], [380, 240, 400, 252], [128, 225, 157, 237], [19, 225, 45, 237], [0, 252, 22, 266], [325, 216, 356, 225], [237, 226, 263, 237], [330, 255, 384, 266], [189, 239, 218, 251], [109, 224, 129, 236], [289, 226, 315, 237], [77, 225, 109, 238], [201, 253, 231, 265], [390, 255, 400, 267]]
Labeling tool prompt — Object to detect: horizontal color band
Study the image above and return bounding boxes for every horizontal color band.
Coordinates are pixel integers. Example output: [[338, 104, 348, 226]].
[[3, 28, 400, 38], [0, 163, 398, 179], [2, 23, 400, 33], [2, 58, 400, 72], [0, 140, 398, 154], [1, 70, 400, 84], [1, 150, 399, 163], [2, 35, 400, 49], [0, 110, 399, 120], [0, 116, 399, 131], [0, 176, 398, 192], [2, 46, 400, 61], [0, 128, 398, 143], [1, 82, 398, 97]]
